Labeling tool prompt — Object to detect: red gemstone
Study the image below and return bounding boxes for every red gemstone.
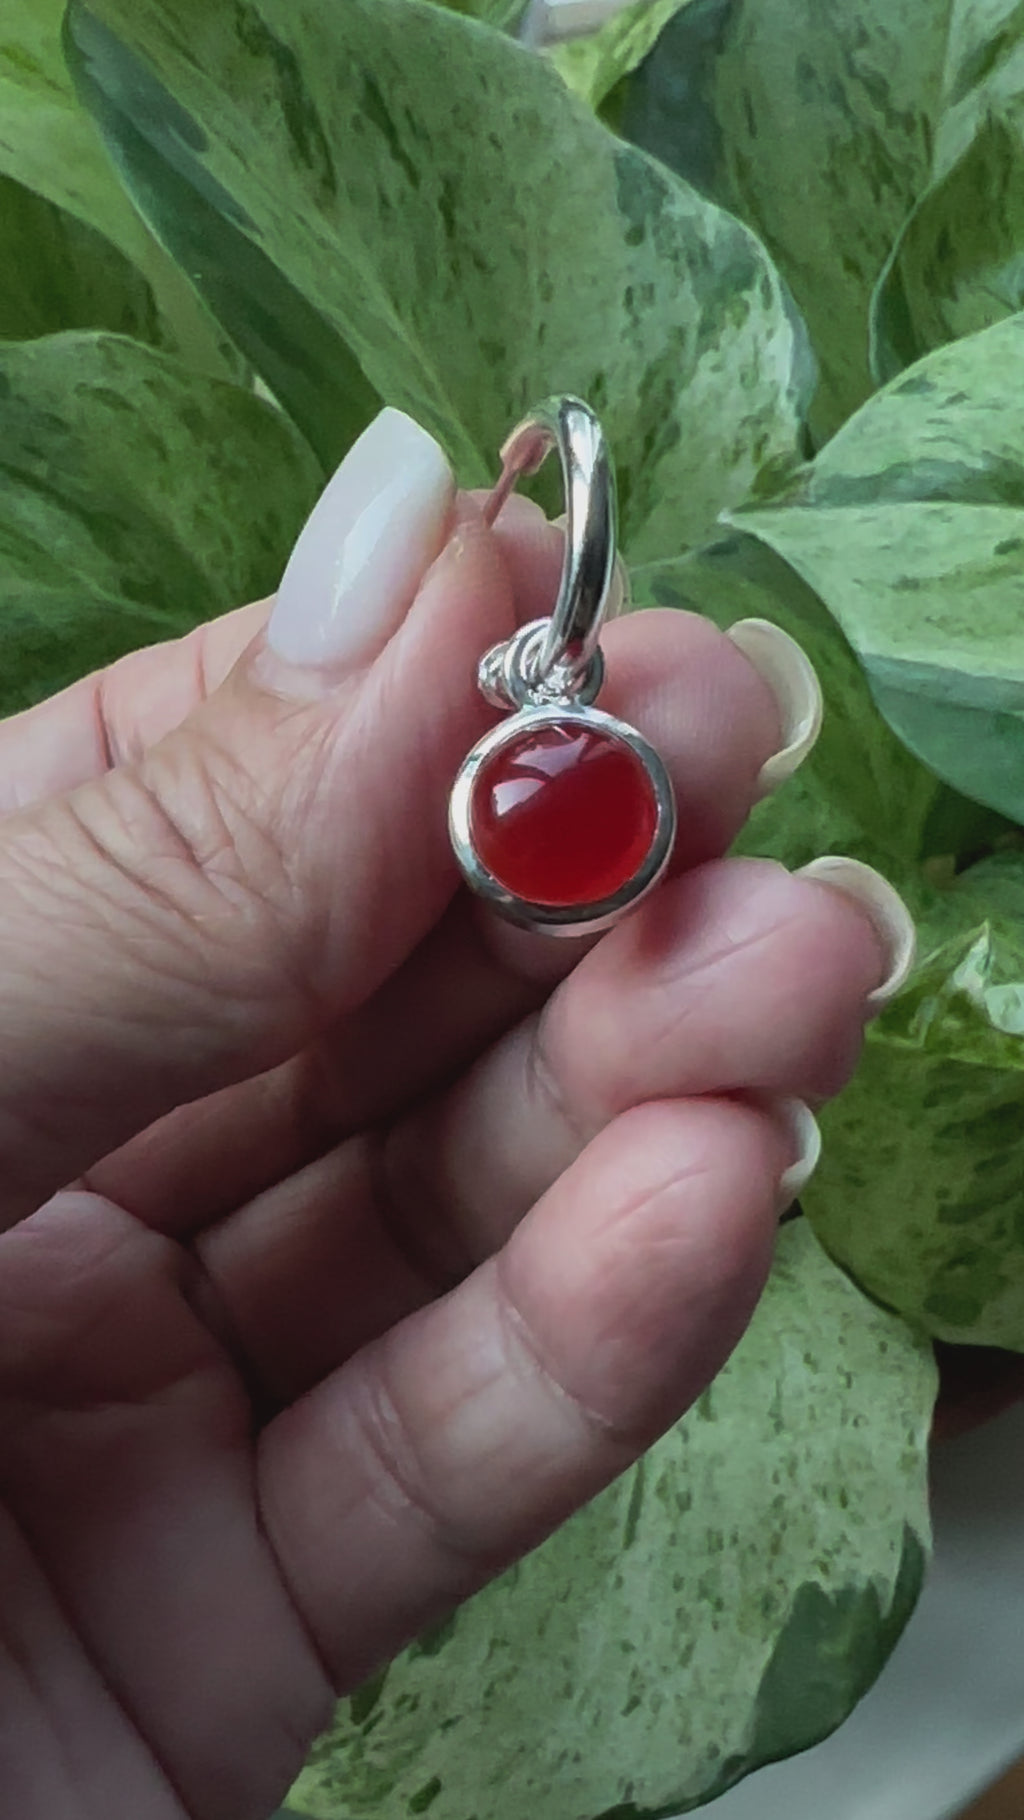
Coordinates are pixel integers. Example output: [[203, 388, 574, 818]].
[[470, 721, 659, 907]]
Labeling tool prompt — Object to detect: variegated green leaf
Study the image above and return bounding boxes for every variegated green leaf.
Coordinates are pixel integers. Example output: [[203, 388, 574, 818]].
[[291, 1223, 935, 1820], [872, 11, 1024, 377], [619, 0, 942, 436], [0, 331, 321, 716], [873, 117, 1024, 381], [807, 852, 1024, 1349], [68, 0, 810, 555], [550, 0, 696, 111], [0, 0, 234, 374], [732, 314, 1024, 826], [621, 0, 1024, 429]]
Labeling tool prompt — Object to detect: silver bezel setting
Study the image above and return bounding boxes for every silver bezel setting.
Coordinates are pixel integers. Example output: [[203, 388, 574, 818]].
[[449, 703, 677, 937]]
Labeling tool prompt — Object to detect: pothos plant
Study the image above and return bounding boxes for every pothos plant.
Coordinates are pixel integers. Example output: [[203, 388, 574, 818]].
[[1, 0, 1022, 1812]]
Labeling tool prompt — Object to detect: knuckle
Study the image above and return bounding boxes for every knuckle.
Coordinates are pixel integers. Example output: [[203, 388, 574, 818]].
[[347, 1356, 493, 1577]]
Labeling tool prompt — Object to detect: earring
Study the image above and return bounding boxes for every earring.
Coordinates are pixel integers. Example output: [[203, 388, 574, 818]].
[[448, 396, 676, 936]]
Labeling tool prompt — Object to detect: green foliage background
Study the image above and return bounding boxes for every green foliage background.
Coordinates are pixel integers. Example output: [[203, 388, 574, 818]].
[[6, 0, 1024, 1811]]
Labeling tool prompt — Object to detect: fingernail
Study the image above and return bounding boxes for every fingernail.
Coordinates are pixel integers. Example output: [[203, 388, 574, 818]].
[[726, 619, 823, 800], [796, 856, 917, 1010], [775, 1097, 821, 1213], [267, 407, 454, 671]]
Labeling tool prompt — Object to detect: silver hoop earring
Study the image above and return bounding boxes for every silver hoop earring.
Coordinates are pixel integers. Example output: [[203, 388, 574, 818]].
[[448, 396, 676, 936]]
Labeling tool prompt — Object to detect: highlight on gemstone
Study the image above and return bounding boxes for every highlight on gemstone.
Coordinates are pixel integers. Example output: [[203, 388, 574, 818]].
[[469, 719, 659, 907]]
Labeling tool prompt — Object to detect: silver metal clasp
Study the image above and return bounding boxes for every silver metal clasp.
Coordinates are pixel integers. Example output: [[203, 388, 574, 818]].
[[478, 395, 617, 710]]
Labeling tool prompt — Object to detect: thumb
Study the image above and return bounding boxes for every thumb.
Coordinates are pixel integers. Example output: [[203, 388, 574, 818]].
[[0, 408, 512, 1224]]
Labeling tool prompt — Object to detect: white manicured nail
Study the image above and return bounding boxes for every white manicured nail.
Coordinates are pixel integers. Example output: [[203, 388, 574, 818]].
[[727, 618, 823, 800], [267, 407, 454, 670], [796, 856, 917, 1010], [775, 1098, 822, 1212]]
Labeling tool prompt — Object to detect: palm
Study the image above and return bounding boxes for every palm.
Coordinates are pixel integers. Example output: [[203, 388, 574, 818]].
[[0, 514, 887, 1820]]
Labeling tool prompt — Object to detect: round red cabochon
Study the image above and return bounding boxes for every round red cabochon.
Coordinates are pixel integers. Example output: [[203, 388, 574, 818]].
[[469, 721, 659, 907]]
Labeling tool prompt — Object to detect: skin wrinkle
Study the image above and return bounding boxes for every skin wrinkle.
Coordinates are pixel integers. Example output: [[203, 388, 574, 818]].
[[48, 762, 317, 1045], [141, 739, 335, 1022], [622, 907, 812, 1093], [341, 1347, 505, 1583], [526, 1002, 592, 1158], [60, 786, 242, 939], [0, 801, 277, 1059], [650, 871, 798, 990], [91, 670, 117, 778], [8, 778, 250, 977], [0, 1327, 223, 1433], [494, 1152, 721, 1450], [121, 754, 281, 922], [493, 1250, 627, 1450]]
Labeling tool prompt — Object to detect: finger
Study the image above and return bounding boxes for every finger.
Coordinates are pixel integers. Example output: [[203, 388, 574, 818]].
[[258, 1096, 788, 1689], [0, 493, 562, 818], [0, 412, 516, 1223], [84, 604, 789, 1235], [377, 854, 897, 1258], [190, 853, 897, 1403], [0, 601, 270, 816]]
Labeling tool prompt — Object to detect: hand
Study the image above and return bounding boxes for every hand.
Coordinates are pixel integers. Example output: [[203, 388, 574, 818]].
[[0, 409, 909, 1819]]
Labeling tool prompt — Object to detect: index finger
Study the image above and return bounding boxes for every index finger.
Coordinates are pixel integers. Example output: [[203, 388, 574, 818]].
[[0, 496, 564, 817]]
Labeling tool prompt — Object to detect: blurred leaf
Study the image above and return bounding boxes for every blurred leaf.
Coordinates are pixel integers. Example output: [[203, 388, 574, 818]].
[[68, 0, 811, 555], [618, 0, 941, 437], [733, 314, 1024, 827], [0, 331, 321, 716], [0, 170, 160, 340], [291, 1223, 935, 1820], [0, 0, 235, 375], [872, 13, 1024, 378], [67, 7, 380, 475], [431, 0, 529, 24], [807, 851, 1024, 1349], [550, 0, 695, 110], [620, 0, 1024, 430]]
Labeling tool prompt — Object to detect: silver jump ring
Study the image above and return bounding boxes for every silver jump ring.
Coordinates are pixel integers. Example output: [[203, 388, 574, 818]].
[[480, 395, 616, 706]]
